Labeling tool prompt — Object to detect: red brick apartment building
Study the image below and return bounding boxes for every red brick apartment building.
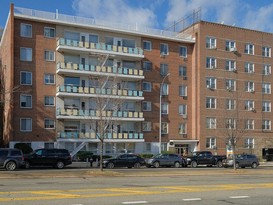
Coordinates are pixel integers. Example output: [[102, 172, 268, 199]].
[[0, 4, 273, 157]]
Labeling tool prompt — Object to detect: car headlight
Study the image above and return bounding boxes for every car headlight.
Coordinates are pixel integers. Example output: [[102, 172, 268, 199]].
[[187, 158, 191, 161], [103, 161, 108, 164]]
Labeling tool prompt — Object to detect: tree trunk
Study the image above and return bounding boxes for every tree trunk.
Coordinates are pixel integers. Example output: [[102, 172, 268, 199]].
[[232, 144, 236, 170], [100, 140, 103, 171]]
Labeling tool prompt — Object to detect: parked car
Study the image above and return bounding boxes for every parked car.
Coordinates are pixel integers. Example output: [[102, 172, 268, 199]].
[[223, 154, 259, 169], [24, 148, 72, 169], [146, 153, 186, 168], [103, 154, 146, 169], [0, 148, 25, 171], [186, 151, 226, 168]]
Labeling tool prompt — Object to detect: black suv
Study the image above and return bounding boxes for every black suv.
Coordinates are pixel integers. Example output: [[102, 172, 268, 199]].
[[0, 148, 25, 171], [103, 154, 146, 169], [24, 148, 72, 169]]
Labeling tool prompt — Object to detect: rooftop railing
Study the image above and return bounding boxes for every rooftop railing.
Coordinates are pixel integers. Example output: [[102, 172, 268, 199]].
[[14, 7, 194, 41]]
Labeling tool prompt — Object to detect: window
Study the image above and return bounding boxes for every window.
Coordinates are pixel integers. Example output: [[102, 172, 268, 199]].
[[245, 138, 254, 149], [263, 64, 271, 75], [44, 74, 55, 84], [20, 71, 32, 85], [226, 79, 236, 91], [161, 83, 168, 95], [244, 62, 254, 73], [245, 119, 254, 130], [179, 46, 187, 57], [262, 101, 271, 112], [20, 23, 32, 38], [142, 122, 152, 132], [44, 27, 55, 38], [206, 77, 216, 89], [142, 101, 152, 111], [226, 60, 236, 71], [179, 85, 187, 97], [160, 64, 168, 76], [161, 103, 168, 114], [142, 82, 151, 92], [206, 137, 216, 149], [160, 43, 169, 55], [143, 41, 152, 51], [20, 95, 32, 108], [263, 120, 271, 131], [44, 119, 55, 129], [226, 99, 236, 110], [245, 100, 254, 111], [20, 118, 32, 132], [245, 43, 254, 55], [262, 83, 271, 94], [161, 122, 168, 134], [245, 81, 255, 92], [226, 41, 236, 51], [179, 104, 187, 115], [206, 97, 216, 109], [143, 61, 152, 71], [206, 57, 216, 69], [226, 118, 236, 129], [89, 34, 99, 43], [262, 46, 271, 57], [44, 96, 55, 106], [45, 142, 54, 149], [179, 66, 187, 79], [206, 117, 216, 129], [206, 37, 216, 49], [179, 123, 187, 134], [20, 47, 32, 61], [44, 50, 55, 61]]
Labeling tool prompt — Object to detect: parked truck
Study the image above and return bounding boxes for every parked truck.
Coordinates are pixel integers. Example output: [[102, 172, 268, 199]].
[[186, 151, 226, 168]]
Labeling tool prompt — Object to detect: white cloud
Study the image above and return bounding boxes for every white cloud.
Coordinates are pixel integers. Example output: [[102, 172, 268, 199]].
[[72, 0, 157, 28]]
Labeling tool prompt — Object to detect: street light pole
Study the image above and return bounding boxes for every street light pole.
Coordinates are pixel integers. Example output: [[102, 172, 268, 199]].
[[159, 73, 170, 154]]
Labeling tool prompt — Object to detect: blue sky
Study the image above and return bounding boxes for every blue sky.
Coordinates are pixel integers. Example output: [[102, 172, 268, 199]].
[[2, 0, 273, 32]]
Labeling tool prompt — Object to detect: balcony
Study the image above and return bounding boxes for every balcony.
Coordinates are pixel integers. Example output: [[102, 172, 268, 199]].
[[56, 62, 144, 80], [56, 108, 144, 121], [57, 38, 144, 59], [57, 132, 144, 141], [56, 85, 144, 100]]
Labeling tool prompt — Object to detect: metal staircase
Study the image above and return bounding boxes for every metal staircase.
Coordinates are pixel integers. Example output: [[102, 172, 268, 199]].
[[70, 141, 88, 157]]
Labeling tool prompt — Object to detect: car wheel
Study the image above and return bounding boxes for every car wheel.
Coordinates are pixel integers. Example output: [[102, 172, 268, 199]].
[[251, 162, 258, 169], [146, 165, 151, 168], [107, 162, 114, 169], [5, 161, 17, 171], [217, 161, 223, 168], [25, 161, 30, 169], [174, 162, 180, 168], [56, 161, 65, 169], [153, 161, 160, 168], [235, 162, 240, 169], [191, 161, 197, 168], [134, 162, 141, 169]]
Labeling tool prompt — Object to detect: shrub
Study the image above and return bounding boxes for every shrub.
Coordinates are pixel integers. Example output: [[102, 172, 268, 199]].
[[14, 143, 33, 154], [139, 153, 154, 159], [77, 151, 93, 161]]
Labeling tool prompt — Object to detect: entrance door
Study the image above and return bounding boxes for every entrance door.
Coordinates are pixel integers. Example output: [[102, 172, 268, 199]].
[[175, 145, 189, 156]]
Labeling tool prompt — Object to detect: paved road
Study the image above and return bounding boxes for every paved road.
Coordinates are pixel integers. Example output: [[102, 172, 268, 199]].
[[0, 166, 273, 204]]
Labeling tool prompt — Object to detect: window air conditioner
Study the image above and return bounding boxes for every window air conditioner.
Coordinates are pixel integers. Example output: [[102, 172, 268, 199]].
[[230, 47, 237, 52], [233, 68, 237, 73], [182, 114, 187, 119]]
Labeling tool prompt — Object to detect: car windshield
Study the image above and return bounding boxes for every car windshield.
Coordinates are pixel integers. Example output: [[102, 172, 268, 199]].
[[152, 154, 162, 158]]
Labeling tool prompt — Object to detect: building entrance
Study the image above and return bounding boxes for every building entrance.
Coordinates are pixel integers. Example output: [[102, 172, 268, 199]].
[[175, 144, 189, 156]]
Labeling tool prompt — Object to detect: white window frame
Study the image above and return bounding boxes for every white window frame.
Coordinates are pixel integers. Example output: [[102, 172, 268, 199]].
[[262, 83, 271, 94], [142, 82, 152, 92], [226, 99, 236, 110], [245, 62, 254, 73], [161, 102, 168, 115], [263, 120, 271, 131], [245, 119, 254, 130], [206, 117, 216, 129], [20, 47, 32, 61], [245, 138, 254, 149], [179, 123, 187, 135], [44, 96, 55, 106], [206, 57, 216, 69], [226, 79, 236, 91], [226, 118, 236, 129], [44, 119, 55, 129], [206, 37, 216, 49], [20, 23, 32, 38], [226, 40, 236, 51], [245, 100, 255, 111], [206, 137, 216, 149], [262, 46, 271, 57], [226, 60, 236, 71], [245, 81, 255, 92], [179, 85, 187, 97], [245, 43, 254, 55], [44, 27, 55, 38], [142, 101, 152, 111], [161, 122, 168, 134], [206, 77, 216, 89], [44, 74, 55, 85], [20, 118, 32, 132], [262, 101, 271, 112], [20, 94, 32, 108], [206, 97, 216, 109], [20, 71, 32, 85], [179, 66, 187, 78], [179, 46, 187, 58], [179, 104, 187, 115], [263, 64, 271, 75], [160, 63, 168, 76], [143, 61, 152, 71], [162, 83, 168, 95], [44, 50, 55, 61], [142, 121, 152, 132], [143, 41, 152, 51], [160, 43, 169, 55]]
